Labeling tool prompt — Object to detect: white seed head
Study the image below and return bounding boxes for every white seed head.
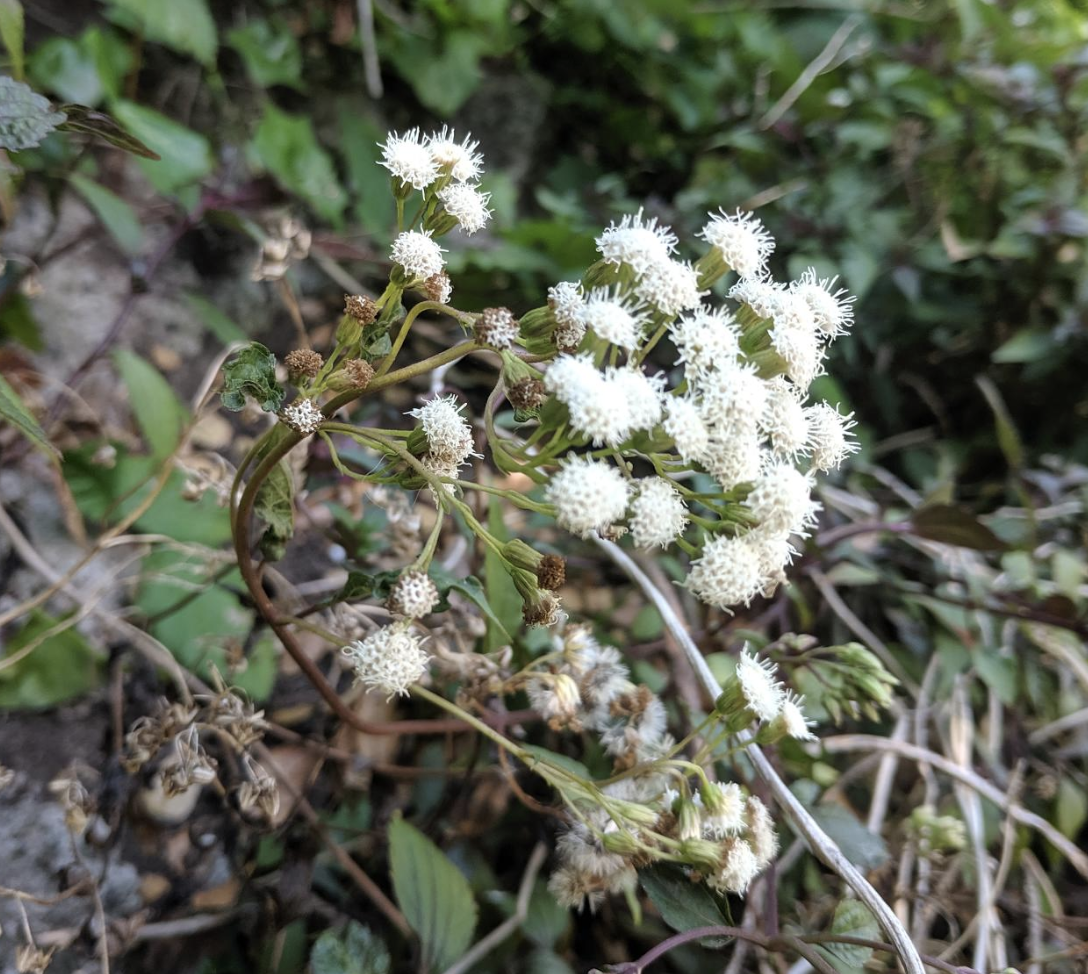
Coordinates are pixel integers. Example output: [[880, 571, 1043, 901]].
[[409, 394, 475, 468], [628, 478, 688, 549], [546, 456, 631, 538], [342, 623, 430, 698], [634, 257, 705, 317], [571, 642, 631, 713], [379, 128, 439, 190], [391, 230, 446, 280], [388, 571, 440, 619], [596, 209, 678, 274], [426, 126, 483, 182], [737, 650, 785, 721], [745, 796, 779, 866], [711, 837, 762, 894], [548, 865, 605, 912], [437, 182, 492, 234], [577, 288, 649, 350], [805, 402, 859, 472], [527, 673, 583, 727], [700, 209, 776, 278], [686, 534, 765, 609], [598, 693, 668, 762], [700, 781, 747, 839], [745, 461, 820, 536], [761, 377, 810, 458], [282, 398, 324, 435], [791, 268, 855, 339]]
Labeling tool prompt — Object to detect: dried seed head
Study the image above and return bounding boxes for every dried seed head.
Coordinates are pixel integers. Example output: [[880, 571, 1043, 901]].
[[285, 348, 324, 378], [344, 358, 375, 389], [237, 757, 280, 821], [344, 293, 378, 324], [387, 570, 441, 619], [522, 591, 563, 628], [282, 398, 324, 435], [476, 307, 520, 349], [536, 554, 566, 591], [424, 271, 453, 304], [507, 376, 548, 412]]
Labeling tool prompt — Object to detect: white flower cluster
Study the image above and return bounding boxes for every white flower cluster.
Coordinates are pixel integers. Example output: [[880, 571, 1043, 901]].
[[342, 623, 430, 699], [537, 207, 860, 609], [408, 394, 479, 486], [718, 648, 817, 741], [390, 229, 446, 281]]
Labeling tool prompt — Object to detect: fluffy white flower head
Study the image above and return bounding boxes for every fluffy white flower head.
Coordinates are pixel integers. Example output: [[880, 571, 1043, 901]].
[[781, 691, 817, 741], [577, 289, 649, 350], [548, 281, 587, 350], [699, 361, 769, 434], [608, 366, 664, 437], [544, 354, 628, 446], [409, 394, 475, 467], [736, 650, 784, 721], [596, 209, 678, 274], [700, 209, 775, 278], [342, 623, 429, 699], [379, 129, 439, 191], [670, 308, 741, 386], [282, 398, 323, 435], [805, 402, 859, 472], [729, 276, 785, 320], [745, 462, 820, 536], [700, 781, 747, 839], [546, 456, 630, 538], [791, 268, 855, 339], [712, 838, 762, 894], [761, 377, 809, 458], [686, 534, 764, 609], [391, 230, 446, 280], [387, 571, 440, 620], [426, 127, 483, 182], [634, 258, 705, 317], [437, 182, 491, 234], [664, 396, 710, 463], [770, 316, 823, 391], [628, 478, 688, 549]]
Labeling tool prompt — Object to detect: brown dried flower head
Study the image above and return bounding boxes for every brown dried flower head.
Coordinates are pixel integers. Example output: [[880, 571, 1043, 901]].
[[507, 377, 548, 413], [536, 554, 566, 591], [345, 358, 375, 389], [285, 348, 324, 378], [344, 293, 378, 325], [423, 271, 453, 304]]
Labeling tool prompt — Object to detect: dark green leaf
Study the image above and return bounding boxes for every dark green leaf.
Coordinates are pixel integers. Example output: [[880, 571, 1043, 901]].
[[330, 568, 401, 605], [232, 636, 279, 704], [428, 565, 511, 639], [816, 899, 879, 971], [69, 173, 143, 253], [251, 102, 347, 224], [0, 290, 43, 350], [639, 864, 732, 947], [522, 879, 571, 948], [227, 19, 302, 89], [0, 76, 65, 150], [389, 814, 478, 972], [220, 342, 285, 412], [0, 609, 104, 709], [910, 504, 1007, 551], [483, 501, 521, 650], [0, 373, 57, 457], [0, 0, 25, 80], [976, 375, 1024, 471], [107, 0, 217, 65], [57, 103, 160, 159], [808, 806, 889, 871], [310, 921, 391, 974], [254, 458, 295, 562], [114, 350, 186, 461]]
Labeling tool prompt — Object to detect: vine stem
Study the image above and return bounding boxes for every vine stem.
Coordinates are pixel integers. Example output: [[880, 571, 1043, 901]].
[[592, 536, 927, 974]]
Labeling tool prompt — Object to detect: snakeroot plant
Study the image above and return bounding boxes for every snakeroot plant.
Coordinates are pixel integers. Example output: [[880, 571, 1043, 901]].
[[223, 128, 900, 934]]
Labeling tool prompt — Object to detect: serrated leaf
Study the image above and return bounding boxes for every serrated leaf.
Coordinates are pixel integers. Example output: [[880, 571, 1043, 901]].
[[818, 899, 879, 971], [69, 173, 143, 253], [639, 864, 732, 947], [114, 350, 186, 461], [389, 815, 478, 972], [0, 0, 25, 80], [310, 921, 391, 974], [0, 373, 57, 457], [107, 0, 217, 65], [220, 341, 285, 412], [0, 76, 65, 150], [254, 458, 294, 562], [57, 103, 159, 159], [910, 504, 1006, 551]]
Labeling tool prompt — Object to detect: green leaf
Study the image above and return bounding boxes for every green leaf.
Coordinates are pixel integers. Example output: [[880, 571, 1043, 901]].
[[0, 609, 104, 709], [910, 504, 1007, 551], [250, 102, 347, 224], [0, 76, 65, 150], [808, 806, 889, 871], [310, 921, 391, 974], [107, 0, 217, 65], [334, 101, 395, 240], [114, 350, 186, 461], [522, 879, 571, 948], [1056, 778, 1088, 841], [483, 501, 521, 650], [69, 173, 143, 254], [220, 341, 285, 412], [639, 864, 732, 947], [0, 0, 25, 80], [109, 100, 212, 192], [57, 104, 160, 159], [521, 744, 593, 782], [0, 373, 57, 457], [428, 565, 511, 639], [991, 328, 1054, 364], [184, 293, 247, 345], [392, 30, 485, 115], [389, 815, 478, 972], [227, 19, 302, 89], [817, 899, 880, 971], [976, 375, 1023, 471], [0, 290, 43, 349], [254, 458, 295, 562], [232, 636, 279, 704]]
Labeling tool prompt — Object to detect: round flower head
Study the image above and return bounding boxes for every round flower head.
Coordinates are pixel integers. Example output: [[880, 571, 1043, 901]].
[[745, 462, 820, 537], [791, 268, 855, 339], [426, 126, 483, 182], [437, 182, 491, 234], [409, 394, 475, 468], [769, 316, 823, 391], [387, 571, 440, 619], [596, 209, 678, 274], [746, 527, 797, 592], [391, 230, 446, 280], [476, 306, 519, 349], [424, 271, 453, 304], [686, 534, 765, 609], [745, 796, 779, 866], [729, 276, 785, 320], [607, 366, 664, 437], [780, 690, 817, 741], [527, 673, 582, 729], [282, 398, 323, 435], [699, 361, 769, 435], [664, 395, 710, 463], [699, 781, 747, 839], [805, 402, 859, 472], [548, 281, 587, 350], [634, 258, 705, 317], [699, 209, 775, 278], [628, 478, 688, 549], [761, 377, 810, 458], [379, 129, 439, 191], [544, 354, 628, 447], [711, 837, 762, 894], [577, 288, 649, 350], [342, 623, 430, 699], [703, 431, 763, 490], [736, 650, 785, 721], [669, 308, 741, 387], [546, 456, 631, 538]]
